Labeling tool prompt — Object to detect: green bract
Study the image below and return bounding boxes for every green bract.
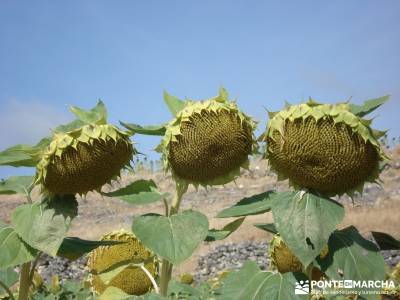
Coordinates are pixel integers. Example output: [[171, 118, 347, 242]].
[[35, 124, 134, 195], [157, 89, 257, 187], [261, 100, 387, 197]]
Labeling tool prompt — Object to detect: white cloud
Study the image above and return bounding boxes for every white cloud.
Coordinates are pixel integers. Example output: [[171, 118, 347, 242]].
[[0, 98, 72, 150]]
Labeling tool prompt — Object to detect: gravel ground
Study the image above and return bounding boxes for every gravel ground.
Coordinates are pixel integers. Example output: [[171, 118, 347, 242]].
[[36, 255, 87, 283], [194, 242, 400, 283], [36, 242, 400, 284]]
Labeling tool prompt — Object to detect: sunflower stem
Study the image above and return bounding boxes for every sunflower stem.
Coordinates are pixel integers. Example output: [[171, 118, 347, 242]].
[[159, 183, 188, 296], [17, 262, 31, 300], [159, 259, 171, 296]]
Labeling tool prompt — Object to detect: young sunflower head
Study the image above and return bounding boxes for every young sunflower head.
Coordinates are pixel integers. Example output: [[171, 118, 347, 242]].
[[261, 100, 386, 196], [269, 235, 302, 273], [35, 124, 134, 195], [269, 235, 329, 274], [87, 230, 157, 296], [158, 89, 257, 187]]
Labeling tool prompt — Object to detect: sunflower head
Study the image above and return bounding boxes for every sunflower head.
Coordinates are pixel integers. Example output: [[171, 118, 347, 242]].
[[269, 235, 303, 273], [35, 124, 134, 195], [86, 230, 158, 296], [157, 88, 257, 187], [269, 234, 329, 274], [261, 99, 387, 197]]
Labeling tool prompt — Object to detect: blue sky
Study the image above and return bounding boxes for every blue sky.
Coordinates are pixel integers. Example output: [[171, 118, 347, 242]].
[[0, 1, 399, 178]]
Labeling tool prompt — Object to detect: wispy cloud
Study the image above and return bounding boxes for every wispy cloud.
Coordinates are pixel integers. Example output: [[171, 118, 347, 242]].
[[0, 99, 72, 150]]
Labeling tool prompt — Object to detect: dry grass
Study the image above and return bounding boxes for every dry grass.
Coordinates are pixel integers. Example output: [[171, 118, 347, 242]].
[[341, 201, 400, 237]]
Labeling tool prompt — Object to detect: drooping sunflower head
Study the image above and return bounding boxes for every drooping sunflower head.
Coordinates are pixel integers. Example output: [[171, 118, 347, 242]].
[[157, 88, 257, 187], [269, 235, 303, 273], [87, 229, 158, 296], [35, 124, 134, 195], [269, 234, 329, 274], [261, 99, 387, 197]]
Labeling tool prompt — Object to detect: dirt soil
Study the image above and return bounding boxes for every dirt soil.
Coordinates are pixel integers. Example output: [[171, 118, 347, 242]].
[[1, 148, 400, 277]]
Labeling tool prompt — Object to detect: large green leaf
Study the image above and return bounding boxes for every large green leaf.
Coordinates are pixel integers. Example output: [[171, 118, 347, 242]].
[[0, 225, 37, 269], [102, 180, 167, 205], [0, 176, 34, 195], [70, 100, 108, 125], [216, 261, 308, 300], [12, 195, 78, 256], [253, 223, 278, 235], [315, 226, 386, 298], [120, 122, 166, 136], [371, 231, 400, 250], [271, 191, 344, 267], [0, 268, 18, 294], [0, 137, 50, 167], [132, 210, 209, 265], [217, 191, 275, 218], [163, 91, 186, 117], [349, 95, 389, 117], [57, 237, 124, 260], [205, 217, 245, 242], [0, 145, 36, 167]]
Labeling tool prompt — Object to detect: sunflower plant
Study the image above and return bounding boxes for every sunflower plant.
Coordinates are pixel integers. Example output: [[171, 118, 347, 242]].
[[0, 90, 398, 300]]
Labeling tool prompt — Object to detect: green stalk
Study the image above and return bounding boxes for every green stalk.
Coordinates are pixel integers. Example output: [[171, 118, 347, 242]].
[[17, 263, 31, 300], [159, 183, 188, 296], [17, 183, 34, 300], [159, 260, 171, 296]]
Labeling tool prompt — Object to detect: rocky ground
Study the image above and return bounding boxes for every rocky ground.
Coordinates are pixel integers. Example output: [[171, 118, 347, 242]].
[[33, 242, 400, 284], [1, 148, 400, 285]]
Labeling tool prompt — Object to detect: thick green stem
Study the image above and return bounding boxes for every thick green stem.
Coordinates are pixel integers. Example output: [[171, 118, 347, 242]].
[[0, 279, 16, 300], [159, 259, 171, 296], [169, 183, 187, 216], [18, 263, 31, 300], [159, 183, 188, 296]]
